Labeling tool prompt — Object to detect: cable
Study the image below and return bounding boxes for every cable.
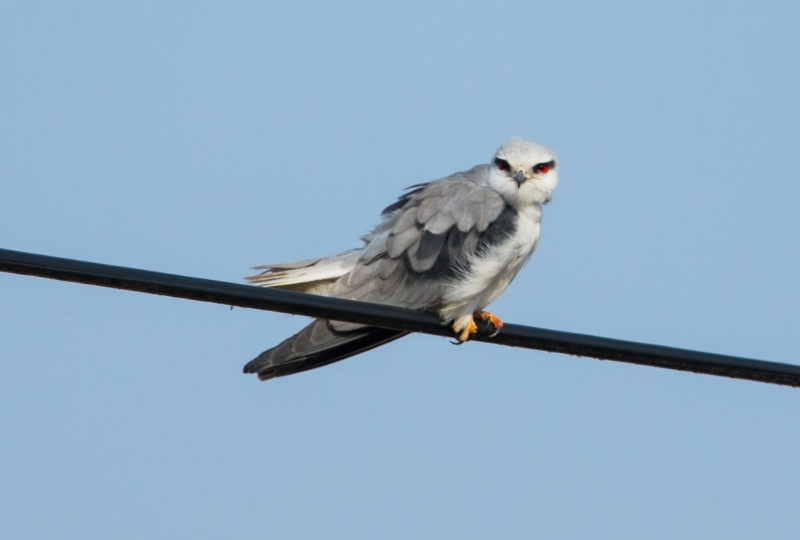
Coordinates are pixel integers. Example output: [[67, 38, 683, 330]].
[[1, 247, 798, 387]]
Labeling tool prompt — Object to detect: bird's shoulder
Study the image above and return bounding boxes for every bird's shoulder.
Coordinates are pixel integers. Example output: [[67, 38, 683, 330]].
[[377, 164, 503, 228], [355, 165, 511, 271], [330, 165, 515, 310]]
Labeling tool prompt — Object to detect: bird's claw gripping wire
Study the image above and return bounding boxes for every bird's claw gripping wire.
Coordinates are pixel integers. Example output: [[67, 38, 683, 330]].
[[450, 311, 503, 344]]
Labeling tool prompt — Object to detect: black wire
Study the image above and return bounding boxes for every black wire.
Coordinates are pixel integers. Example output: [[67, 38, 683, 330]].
[[1, 247, 798, 387]]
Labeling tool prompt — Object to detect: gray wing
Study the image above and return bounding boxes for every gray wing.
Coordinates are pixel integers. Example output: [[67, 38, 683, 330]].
[[330, 172, 512, 311], [245, 167, 515, 380]]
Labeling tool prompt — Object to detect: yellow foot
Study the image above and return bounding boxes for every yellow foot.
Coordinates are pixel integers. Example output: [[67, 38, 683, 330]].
[[452, 317, 478, 343], [474, 310, 503, 337]]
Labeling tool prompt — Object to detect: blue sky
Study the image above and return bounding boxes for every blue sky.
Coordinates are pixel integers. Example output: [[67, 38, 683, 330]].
[[2, 2, 799, 538]]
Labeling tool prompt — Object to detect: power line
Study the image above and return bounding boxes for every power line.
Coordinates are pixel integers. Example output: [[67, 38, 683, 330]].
[[1, 247, 798, 387]]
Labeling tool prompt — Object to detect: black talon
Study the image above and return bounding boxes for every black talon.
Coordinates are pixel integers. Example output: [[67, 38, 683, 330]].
[[474, 317, 500, 337]]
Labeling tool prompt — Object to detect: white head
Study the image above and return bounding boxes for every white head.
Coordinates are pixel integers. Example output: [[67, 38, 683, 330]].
[[487, 138, 559, 207]]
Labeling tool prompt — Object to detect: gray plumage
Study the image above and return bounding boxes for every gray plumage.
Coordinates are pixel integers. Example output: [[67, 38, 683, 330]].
[[244, 139, 559, 380]]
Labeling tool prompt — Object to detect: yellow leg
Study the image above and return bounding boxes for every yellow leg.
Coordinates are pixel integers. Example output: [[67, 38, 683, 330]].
[[452, 317, 479, 342]]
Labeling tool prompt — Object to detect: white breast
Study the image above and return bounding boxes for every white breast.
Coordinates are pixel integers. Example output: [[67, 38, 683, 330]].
[[439, 204, 542, 322]]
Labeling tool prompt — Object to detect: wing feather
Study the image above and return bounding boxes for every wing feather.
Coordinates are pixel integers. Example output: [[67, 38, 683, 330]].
[[408, 230, 447, 272], [386, 225, 421, 258]]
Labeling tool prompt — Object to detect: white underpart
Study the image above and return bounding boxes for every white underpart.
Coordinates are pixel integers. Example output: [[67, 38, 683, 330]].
[[439, 204, 542, 327]]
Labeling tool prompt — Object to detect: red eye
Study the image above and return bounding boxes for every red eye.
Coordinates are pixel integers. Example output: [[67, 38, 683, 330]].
[[539, 165, 549, 174], [534, 162, 552, 174], [494, 158, 510, 171]]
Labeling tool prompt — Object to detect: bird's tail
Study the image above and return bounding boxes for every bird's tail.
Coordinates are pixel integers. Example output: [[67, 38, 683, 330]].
[[243, 319, 407, 380], [245, 250, 361, 296]]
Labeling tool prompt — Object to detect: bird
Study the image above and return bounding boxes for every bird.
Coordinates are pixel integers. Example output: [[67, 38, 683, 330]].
[[243, 138, 559, 380]]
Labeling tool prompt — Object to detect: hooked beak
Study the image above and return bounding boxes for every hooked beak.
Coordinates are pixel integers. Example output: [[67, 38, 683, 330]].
[[513, 170, 527, 186]]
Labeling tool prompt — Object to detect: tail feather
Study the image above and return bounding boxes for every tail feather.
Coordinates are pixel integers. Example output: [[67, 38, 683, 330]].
[[244, 319, 407, 380], [245, 250, 360, 295]]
